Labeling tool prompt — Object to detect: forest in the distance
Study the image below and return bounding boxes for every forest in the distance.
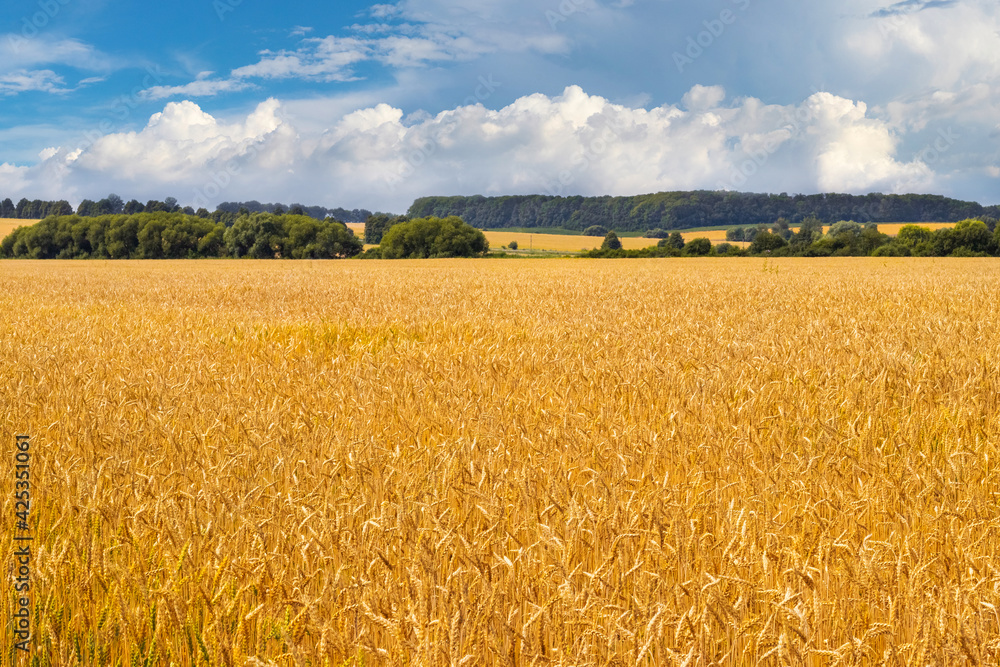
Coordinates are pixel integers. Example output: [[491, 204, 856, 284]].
[[408, 191, 1000, 231], [0, 195, 376, 225]]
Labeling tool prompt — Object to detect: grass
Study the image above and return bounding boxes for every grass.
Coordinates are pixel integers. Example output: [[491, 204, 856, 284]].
[[3, 258, 1000, 663]]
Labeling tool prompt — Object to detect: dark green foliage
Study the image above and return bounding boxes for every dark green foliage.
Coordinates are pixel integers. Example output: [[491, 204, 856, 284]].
[[645, 228, 668, 239], [1, 212, 361, 260], [748, 231, 788, 254], [714, 243, 743, 256], [583, 225, 609, 237], [407, 191, 994, 232], [665, 232, 685, 250], [790, 216, 824, 248], [217, 201, 374, 222], [379, 216, 489, 259], [601, 231, 622, 251], [508, 240, 518, 250], [683, 238, 712, 256], [872, 243, 910, 257], [365, 214, 408, 245]]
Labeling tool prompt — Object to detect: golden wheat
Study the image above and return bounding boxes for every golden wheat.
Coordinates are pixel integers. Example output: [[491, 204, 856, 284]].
[[2, 257, 1000, 665]]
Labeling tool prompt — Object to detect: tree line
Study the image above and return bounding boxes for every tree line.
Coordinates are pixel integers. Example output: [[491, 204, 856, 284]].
[[0, 194, 383, 224], [0, 212, 362, 259], [408, 192, 1000, 232], [585, 219, 1000, 258], [0, 211, 490, 260], [216, 201, 376, 223]]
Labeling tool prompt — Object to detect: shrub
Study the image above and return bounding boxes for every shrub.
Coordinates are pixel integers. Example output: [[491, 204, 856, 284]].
[[683, 238, 712, 256], [380, 216, 489, 259], [601, 231, 623, 251]]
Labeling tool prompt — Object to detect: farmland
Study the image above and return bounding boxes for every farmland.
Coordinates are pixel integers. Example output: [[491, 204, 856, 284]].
[[0, 218, 33, 239], [3, 258, 1000, 664]]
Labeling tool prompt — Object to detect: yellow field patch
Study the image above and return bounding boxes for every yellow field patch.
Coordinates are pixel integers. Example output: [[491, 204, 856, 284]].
[[0, 218, 36, 239], [329, 221, 962, 254], [483, 230, 654, 251]]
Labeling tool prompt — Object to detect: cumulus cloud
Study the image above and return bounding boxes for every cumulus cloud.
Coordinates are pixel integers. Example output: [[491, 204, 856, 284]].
[[3, 85, 964, 212]]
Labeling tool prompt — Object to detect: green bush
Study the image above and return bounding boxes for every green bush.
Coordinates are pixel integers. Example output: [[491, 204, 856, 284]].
[[379, 216, 489, 259], [683, 238, 712, 256], [601, 231, 622, 251]]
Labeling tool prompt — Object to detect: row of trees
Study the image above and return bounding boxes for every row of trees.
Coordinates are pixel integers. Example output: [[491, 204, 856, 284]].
[[216, 201, 375, 223], [0, 212, 362, 259], [586, 220, 1000, 258], [0, 212, 489, 260], [1, 198, 73, 219], [0, 194, 383, 224], [408, 192, 1000, 232]]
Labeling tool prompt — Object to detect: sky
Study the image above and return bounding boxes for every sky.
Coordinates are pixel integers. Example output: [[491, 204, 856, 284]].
[[0, 0, 998, 213]]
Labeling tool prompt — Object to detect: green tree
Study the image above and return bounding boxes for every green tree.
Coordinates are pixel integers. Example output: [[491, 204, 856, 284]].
[[601, 231, 622, 250], [790, 217, 823, 247], [365, 214, 407, 245], [666, 231, 685, 250], [827, 220, 863, 237], [683, 237, 712, 256], [952, 219, 994, 254], [380, 216, 489, 259], [583, 225, 609, 237], [286, 216, 363, 258], [749, 231, 788, 254]]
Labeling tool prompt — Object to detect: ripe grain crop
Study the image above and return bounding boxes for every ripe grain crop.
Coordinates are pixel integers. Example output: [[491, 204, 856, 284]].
[[2, 258, 1000, 665], [483, 231, 658, 252], [0, 219, 35, 240]]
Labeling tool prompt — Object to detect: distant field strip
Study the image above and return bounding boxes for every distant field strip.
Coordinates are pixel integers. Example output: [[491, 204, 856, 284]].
[[0, 218, 35, 238]]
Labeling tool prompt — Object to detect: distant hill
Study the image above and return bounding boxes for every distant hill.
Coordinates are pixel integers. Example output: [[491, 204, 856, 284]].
[[408, 192, 1000, 232]]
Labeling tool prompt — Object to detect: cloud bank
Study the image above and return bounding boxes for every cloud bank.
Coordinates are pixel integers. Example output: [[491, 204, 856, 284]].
[[0, 84, 971, 211]]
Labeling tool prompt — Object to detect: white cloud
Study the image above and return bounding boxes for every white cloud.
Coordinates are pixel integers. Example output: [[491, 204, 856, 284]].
[[0, 70, 68, 95], [142, 0, 570, 99], [7, 85, 965, 211], [0, 36, 113, 73], [142, 78, 255, 101], [232, 37, 372, 81]]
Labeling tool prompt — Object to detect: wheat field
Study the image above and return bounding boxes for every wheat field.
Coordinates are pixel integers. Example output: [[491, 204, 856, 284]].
[[2, 258, 1000, 665], [0, 219, 33, 240]]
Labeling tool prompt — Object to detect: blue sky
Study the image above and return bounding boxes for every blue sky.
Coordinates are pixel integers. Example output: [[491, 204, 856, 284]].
[[1, 0, 998, 212]]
